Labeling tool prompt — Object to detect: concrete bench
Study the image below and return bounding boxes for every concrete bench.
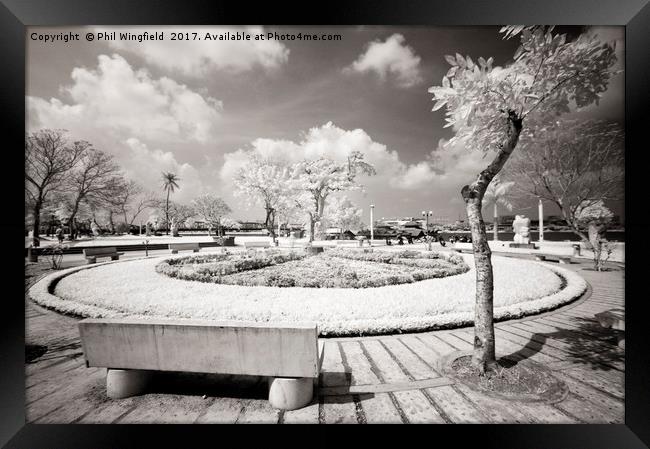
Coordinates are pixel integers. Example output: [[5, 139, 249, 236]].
[[244, 241, 271, 249], [168, 242, 200, 254], [595, 309, 625, 349], [82, 247, 124, 264], [534, 254, 572, 264], [78, 318, 323, 410]]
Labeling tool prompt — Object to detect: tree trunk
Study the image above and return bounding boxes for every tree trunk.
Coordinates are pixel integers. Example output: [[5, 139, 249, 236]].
[[31, 199, 43, 247], [588, 222, 605, 271], [108, 211, 116, 234], [68, 200, 81, 240], [309, 213, 315, 243], [315, 195, 327, 240], [462, 111, 522, 373], [465, 197, 496, 372], [165, 190, 170, 235], [493, 203, 499, 242]]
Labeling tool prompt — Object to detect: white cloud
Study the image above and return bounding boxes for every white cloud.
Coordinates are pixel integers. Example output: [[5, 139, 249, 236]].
[[217, 122, 493, 220], [94, 26, 290, 76], [346, 34, 422, 88], [27, 54, 221, 144], [220, 122, 401, 186], [219, 121, 469, 193], [123, 138, 204, 204], [391, 161, 437, 189]]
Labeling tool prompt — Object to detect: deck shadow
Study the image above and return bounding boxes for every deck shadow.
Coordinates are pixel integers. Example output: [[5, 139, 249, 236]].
[[502, 317, 624, 371], [148, 371, 269, 400]]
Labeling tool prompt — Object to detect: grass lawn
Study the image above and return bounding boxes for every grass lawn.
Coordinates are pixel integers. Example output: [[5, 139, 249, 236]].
[[29, 249, 587, 336]]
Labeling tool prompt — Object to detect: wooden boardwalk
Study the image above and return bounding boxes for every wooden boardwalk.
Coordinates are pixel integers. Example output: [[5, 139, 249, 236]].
[[25, 257, 624, 424]]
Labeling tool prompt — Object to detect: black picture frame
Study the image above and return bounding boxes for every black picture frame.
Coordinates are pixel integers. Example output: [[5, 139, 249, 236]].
[[4, 0, 649, 447]]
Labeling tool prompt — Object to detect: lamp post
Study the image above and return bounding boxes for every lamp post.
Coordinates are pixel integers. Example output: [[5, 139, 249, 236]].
[[538, 198, 544, 243], [370, 204, 375, 245]]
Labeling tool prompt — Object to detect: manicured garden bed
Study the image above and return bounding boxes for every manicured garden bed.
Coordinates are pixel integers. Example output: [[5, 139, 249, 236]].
[[155, 249, 469, 288], [29, 249, 587, 336]]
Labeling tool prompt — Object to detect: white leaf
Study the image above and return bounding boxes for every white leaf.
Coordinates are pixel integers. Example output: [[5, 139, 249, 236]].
[[432, 99, 447, 111], [444, 55, 457, 66], [456, 53, 466, 68]]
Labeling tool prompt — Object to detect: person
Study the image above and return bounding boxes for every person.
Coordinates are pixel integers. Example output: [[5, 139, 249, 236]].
[[385, 237, 392, 246], [449, 235, 456, 245], [55, 227, 64, 244], [438, 235, 446, 247], [397, 235, 404, 245], [406, 235, 413, 244]]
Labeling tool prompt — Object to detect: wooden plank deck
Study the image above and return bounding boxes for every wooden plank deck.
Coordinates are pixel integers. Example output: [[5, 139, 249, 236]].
[[24, 257, 624, 424]]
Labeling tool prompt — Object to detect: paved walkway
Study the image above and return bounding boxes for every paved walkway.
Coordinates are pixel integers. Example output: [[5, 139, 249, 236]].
[[24, 254, 624, 424]]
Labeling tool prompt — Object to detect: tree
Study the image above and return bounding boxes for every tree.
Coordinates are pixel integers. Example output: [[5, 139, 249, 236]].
[[482, 177, 514, 241], [161, 172, 180, 235], [575, 200, 615, 271], [275, 194, 306, 236], [167, 202, 195, 236], [105, 180, 157, 227], [233, 154, 290, 242], [428, 26, 618, 372], [323, 196, 364, 239], [504, 119, 623, 242], [59, 149, 123, 239], [191, 194, 232, 236], [220, 217, 242, 231], [290, 151, 376, 241], [25, 129, 88, 246]]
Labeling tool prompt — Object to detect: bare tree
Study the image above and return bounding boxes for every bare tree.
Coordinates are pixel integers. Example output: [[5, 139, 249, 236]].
[[25, 129, 88, 246], [191, 194, 232, 236], [504, 119, 624, 243], [60, 149, 123, 239]]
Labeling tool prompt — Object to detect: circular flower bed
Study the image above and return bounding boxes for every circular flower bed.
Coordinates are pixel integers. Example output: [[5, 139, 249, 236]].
[[155, 249, 469, 288], [29, 248, 588, 336]]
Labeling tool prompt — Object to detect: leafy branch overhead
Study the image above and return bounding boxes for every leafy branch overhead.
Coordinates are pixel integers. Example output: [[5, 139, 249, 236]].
[[429, 26, 619, 153]]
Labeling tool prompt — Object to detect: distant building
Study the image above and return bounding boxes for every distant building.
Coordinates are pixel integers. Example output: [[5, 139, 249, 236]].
[[238, 221, 266, 231], [498, 215, 516, 227], [546, 215, 568, 227]]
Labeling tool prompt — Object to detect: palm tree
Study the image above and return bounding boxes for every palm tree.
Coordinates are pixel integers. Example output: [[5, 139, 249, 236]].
[[161, 172, 180, 235], [483, 178, 514, 242]]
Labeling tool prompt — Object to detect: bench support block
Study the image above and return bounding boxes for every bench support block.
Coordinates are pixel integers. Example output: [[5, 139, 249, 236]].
[[86, 257, 96, 264], [107, 369, 151, 399], [268, 377, 313, 410]]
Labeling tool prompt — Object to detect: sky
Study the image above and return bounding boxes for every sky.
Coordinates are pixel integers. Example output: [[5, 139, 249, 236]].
[[26, 25, 625, 223]]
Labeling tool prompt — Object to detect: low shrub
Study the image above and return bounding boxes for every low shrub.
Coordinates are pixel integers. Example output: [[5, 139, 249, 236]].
[[155, 248, 470, 288], [327, 248, 467, 269], [156, 250, 305, 282]]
